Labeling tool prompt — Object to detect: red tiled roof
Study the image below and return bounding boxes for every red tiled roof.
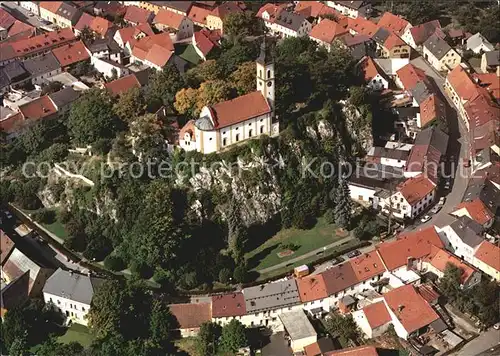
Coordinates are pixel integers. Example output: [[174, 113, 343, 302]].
[[384, 33, 405, 50], [448, 29, 464, 38], [179, 119, 196, 142], [397, 174, 436, 205], [453, 199, 494, 225], [377, 226, 444, 271], [347, 17, 378, 37], [326, 346, 379, 356], [310, 18, 348, 44], [210, 91, 271, 129], [384, 284, 440, 334], [169, 303, 211, 329], [193, 28, 221, 56], [396, 63, 428, 91], [211, 292, 246, 317], [154, 9, 185, 29], [405, 143, 442, 183], [410, 20, 441, 45], [363, 301, 391, 329], [117, 23, 154, 46], [19, 95, 57, 120], [474, 241, 500, 272], [464, 92, 500, 131], [145, 43, 173, 67], [7, 20, 35, 38], [377, 12, 410, 35], [349, 250, 386, 283], [294, 1, 337, 19], [322, 262, 359, 295], [473, 73, 500, 101], [188, 4, 211, 25], [1, 229, 15, 265], [0, 8, 16, 30], [359, 56, 382, 82], [210, 1, 243, 21], [74, 11, 94, 31], [446, 65, 482, 102], [104, 74, 141, 96], [419, 94, 445, 127], [90, 16, 112, 37], [52, 40, 89, 67], [3, 28, 76, 61], [426, 245, 477, 284], [416, 284, 440, 304], [296, 274, 329, 303], [124, 5, 152, 25], [39, 1, 62, 14], [0, 112, 24, 134]]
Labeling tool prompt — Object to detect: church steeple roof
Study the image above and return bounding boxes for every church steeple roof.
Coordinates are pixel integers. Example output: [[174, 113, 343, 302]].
[[256, 36, 273, 65]]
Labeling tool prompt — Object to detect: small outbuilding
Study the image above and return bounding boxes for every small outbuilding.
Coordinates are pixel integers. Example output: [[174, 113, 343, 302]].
[[279, 309, 317, 353]]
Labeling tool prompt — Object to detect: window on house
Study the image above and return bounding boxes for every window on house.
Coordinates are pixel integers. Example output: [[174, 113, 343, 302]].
[[223, 138, 227, 146], [260, 126, 264, 134], [209, 137, 212, 140], [249, 129, 253, 137], [236, 134, 240, 142], [267, 69, 271, 79]]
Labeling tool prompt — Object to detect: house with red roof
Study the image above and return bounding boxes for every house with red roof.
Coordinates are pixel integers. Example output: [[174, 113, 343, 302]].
[[257, 3, 312, 38], [39, 1, 82, 28], [347, 16, 378, 38], [358, 56, 388, 90], [113, 23, 154, 51], [169, 303, 212, 337], [188, 4, 211, 26], [309, 18, 349, 52], [153, 9, 194, 41], [402, 20, 442, 51], [372, 27, 411, 59], [128, 32, 174, 70], [178, 42, 278, 154], [377, 12, 411, 36], [206, 1, 245, 34], [51, 40, 90, 68], [472, 240, 500, 281], [192, 28, 221, 61], [73, 11, 94, 36], [325, 1, 373, 19], [352, 301, 392, 338], [451, 199, 494, 228], [294, 1, 338, 20], [104, 73, 141, 96], [6, 20, 36, 41], [124, 5, 154, 26], [0, 7, 17, 39]]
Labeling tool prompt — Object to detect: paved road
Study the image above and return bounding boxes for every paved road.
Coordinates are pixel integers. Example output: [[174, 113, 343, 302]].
[[0, 1, 46, 28], [456, 329, 500, 356], [409, 57, 471, 229], [257, 236, 354, 274]]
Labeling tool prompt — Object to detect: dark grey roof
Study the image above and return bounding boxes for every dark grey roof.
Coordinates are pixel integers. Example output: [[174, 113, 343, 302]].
[[368, 147, 409, 161], [373, 27, 390, 45], [449, 216, 484, 248], [171, 55, 189, 75], [23, 53, 61, 77], [464, 177, 500, 214], [414, 126, 449, 155], [336, 1, 365, 10], [275, 10, 307, 32], [410, 80, 432, 104], [1, 61, 29, 82], [348, 175, 394, 191], [395, 106, 420, 120], [57, 2, 82, 23], [194, 116, 214, 131], [244, 280, 300, 313], [86, 38, 121, 54], [48, 87, 80, 109], [357, 162, 405, 179], [484, 50, 499, 67], [133, 68, 152, 86], [423, 34, 452, 60], [152, 1, 193, 13], [42, 268, 103, 305]]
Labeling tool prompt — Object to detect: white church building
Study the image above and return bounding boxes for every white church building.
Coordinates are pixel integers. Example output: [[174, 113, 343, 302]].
[[179, 42, 279, 154]]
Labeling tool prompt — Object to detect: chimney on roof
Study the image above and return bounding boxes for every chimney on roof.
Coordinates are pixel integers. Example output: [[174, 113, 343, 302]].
[[398, 304, 404, 312]]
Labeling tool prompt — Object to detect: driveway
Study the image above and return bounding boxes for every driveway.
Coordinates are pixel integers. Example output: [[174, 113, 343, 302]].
[[0, 2, 46, 28], [409, 57, 471, 229], [261, 332, 292, 356]]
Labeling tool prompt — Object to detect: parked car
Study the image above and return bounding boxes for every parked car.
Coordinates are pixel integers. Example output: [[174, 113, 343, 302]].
[[4, 211, 13, 219], [347, 250, 361, 258], [463, 158, 471, 168], [438, 197, 446, 206], [420, 215, 431, 223], [430, 205, 442, 214], [444, 180, 451, 189], [493, 323, 500, 330]]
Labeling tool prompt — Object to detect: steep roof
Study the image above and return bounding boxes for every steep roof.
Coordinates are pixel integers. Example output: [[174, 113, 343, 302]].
[[188, 4, 211, 25], [210, 1, 243, 21], [377, 226, 444, 271], [359, 56, 384, 82], [419, 94, 446, 127], [427, 245, 477, 284], [397, 174, 436, 205], [169, 303, 212, 329], [1, 229, 15, 265], [473, 72, 500, 101], [43, 268, 103, 304], [322, 262, 359, 295], [23, 52, 61, 77], [349, 250, 386, 283], [347, 16, 378, 37], [56, 2, 81, 23], [274, 9, 309, 32], [310, 18, 348, 44], [3, 248, 47, 292], [363, 301, 392, 328], [19, 95, 57, 120], [124, 5, 152, 24], [52, 40, 89, 67], [384, 33, 406, 50], [243, 279, 300, 313], [474, 240, 500, 272], [39, 1, 63, 14], [193, 28, 221, 57], [7, 20, 35, 39], [49, 87, 80, 109], [211, 292, 246, 317], [104, 74, 141, 96], [378, 12, 409, 35], [296, 274, 329, 303], [466, 32, 495, 52], [446, 65, 481, 101], [294, 1, 337, 19], [0, 7, 16, 30], [424, 33, 453, 60], [161, 1, 193, 14], [74, 11, 94, 31], [396, 63, 428, 91], [453, 199, 494, 225], [483, 50, 499, 67], [90, 16, 112, 37], [384, 284, 439, 334], [154, 9, 185, 29], [1, 271, 29, 317], [205, 91, 271, 129], [410, 20, 441, 45]]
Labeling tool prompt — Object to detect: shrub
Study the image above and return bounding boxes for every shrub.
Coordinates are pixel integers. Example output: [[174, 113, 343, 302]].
[[103, 255, 126, 271], [233, 265, 247, 283], [324, 208, 335, 224], [32, 209, 56, 224], [219, 268, 232, 284]]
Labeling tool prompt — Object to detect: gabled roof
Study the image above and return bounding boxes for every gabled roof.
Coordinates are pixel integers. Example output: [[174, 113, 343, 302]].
[[383, 33, 406, 50], [473, 72, 500, 101], [466, 32, 495, 52], [3, 248, 47, 292], [296, 274, 329, 303], [209, 1, 243, 21], [145, 43, 173, 68], [188, 4, 211, 25], [363, 301, 392, 328], [1, 271, 29, 317], [348, 16, 378, 37], [359, 56, 384, 82], [203, 91, 271, 130], [74, 11, 94, 31], [397, 174, 436, 205], [49, 87, 80, 109], [124, 5, 152, 25], [322, 262, 359, 295], [419, 94, 445, 127], [90, 16, 112, 37], [294, 1, 337, 19], [160, 1, 193, 14], [19, 95, 58, 120], [52, 40, 90, 67], [483, 50, 499, 67], [1, 229, 15, 265], [193, 28, 221, 57], [243, 279, 300, 313], [211, 292, 246, 317], [154, 9, 186, 29], [273, 9, 309, 32], [56, 2, 81, 23], [116, 23, 154, 46], [7, 20, 35, 39], [424, 33, 453, 60], [104, 74, 141, 96], [384, 284, 439, 334], [377, 226, 444, 271], [409, 20, 442, 45], [39, 1, 62, 14], [474, 240, 500, 272], [349, 250, 386, 283], [426, 245, 477, 284], [43, 268, 102, 304], [169, 303, 211, 329], [0, 7, 16, 30], [377, 12, 410, 35], [396, 63, 428, 91], [310, 18, 348, 44], [23, 52, 61, 77], [446, 65, 481, 102]]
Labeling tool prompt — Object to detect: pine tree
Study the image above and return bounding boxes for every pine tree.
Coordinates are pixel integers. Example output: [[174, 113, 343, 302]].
[[334, 176, 352, 229]]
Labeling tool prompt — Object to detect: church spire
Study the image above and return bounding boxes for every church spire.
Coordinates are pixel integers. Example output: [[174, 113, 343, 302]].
[[256, 36, 271, 65]]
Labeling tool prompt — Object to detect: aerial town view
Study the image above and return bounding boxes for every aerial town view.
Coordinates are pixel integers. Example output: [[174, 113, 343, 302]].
[[1, 1, 499, 355]]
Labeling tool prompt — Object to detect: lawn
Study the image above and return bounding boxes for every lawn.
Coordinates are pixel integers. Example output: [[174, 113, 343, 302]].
[[58, 324, 94, 348], [20, 207, 68, 240], [245, 217, 351, 271]]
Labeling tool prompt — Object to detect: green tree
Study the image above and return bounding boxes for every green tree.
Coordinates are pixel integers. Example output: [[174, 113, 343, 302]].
[[41, 81, 63, 95], [230, 61, 256, 95], [145, 64, 184, 110], [79, 26, 95, 43], [438, 263, 463, 301], [113, 87, 145, 122], [87, 280, 124, 338], [196, 322, 222, 356], [220, 319, 247, 354], [67, 89, 121, 145], [217, 41, 258, 77], [219, 268, 232, 284], [103, 255, 126, 271], [149, 299, 175, 346], [9, 332, 29, 356], [325, 312, 361, 343], [185, 59, 221, 87], [224, 11, 264, 42], [233, 264, 247, 283], [334, 176, 352, 228]]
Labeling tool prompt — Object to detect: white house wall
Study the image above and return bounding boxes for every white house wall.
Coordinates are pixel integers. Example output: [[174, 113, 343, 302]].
[[43, 292, 91, 326]]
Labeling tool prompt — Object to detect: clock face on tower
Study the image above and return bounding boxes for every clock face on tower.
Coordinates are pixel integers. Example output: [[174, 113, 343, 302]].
[[267, 81, 272, 87]]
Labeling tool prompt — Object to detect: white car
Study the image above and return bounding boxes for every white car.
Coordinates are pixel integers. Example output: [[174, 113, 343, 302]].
[[421, 215, 431, 223], [494, 323, 500, 330], [444, 181, 451, 189], [438, 197, 446, 206], [430, 206, 442, 214]]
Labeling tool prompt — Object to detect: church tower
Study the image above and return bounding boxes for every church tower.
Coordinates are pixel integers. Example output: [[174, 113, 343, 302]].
[[256, 38, 275, 114]]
